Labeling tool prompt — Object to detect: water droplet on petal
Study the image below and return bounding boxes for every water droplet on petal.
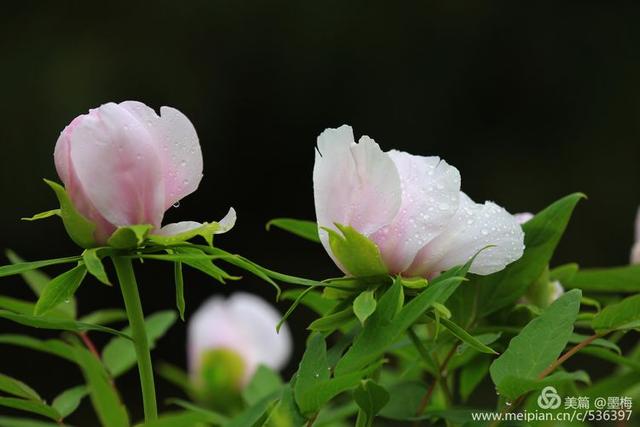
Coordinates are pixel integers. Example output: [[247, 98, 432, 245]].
[[173, 201, 181, 208]]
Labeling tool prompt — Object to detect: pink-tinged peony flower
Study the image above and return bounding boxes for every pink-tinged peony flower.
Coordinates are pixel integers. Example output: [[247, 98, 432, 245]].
[[187, 293, 292, 388], [632, 207, 640, 264], [313, 125, 525, 278], [54, 101, 234, 245]]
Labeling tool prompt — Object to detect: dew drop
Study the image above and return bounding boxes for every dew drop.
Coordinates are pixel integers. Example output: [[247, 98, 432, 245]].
[[180, 160, 187, 167], [438, 203, 449, 210], [481, 229, 489, 236], [173, 201, 181, 208]]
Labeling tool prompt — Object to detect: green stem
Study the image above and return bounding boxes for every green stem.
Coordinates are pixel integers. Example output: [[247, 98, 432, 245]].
[[112, 255, 157, 421]]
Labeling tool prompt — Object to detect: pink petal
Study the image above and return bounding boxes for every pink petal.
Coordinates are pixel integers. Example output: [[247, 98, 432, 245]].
[[68, 103, 166, 228], [370, 151, 460, 274], [120, 101, 203, 210], [406, 193, 525, 277]]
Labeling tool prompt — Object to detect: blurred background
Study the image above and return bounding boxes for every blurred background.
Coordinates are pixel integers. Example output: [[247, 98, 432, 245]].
[[1, 0, 640, 423]]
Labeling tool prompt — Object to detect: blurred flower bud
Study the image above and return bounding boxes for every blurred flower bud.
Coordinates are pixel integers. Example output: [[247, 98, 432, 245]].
[[187, 293, 292, 407], [313, 125, 524, 278]]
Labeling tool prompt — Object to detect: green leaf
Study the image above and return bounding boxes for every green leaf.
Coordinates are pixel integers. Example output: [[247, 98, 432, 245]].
[[353, 290, 377, 325], [243, 365, 284, 406], [0, 373, 41, 400], [4, 250, 52, 297], [0, 335, 76, 362], [0, 398, 60, 422], [21, 209, 60, 221], [549, 263, 579, 283], [497, 370, 590, 399], [450, 193, 584, 324], [336, 262, 471, 376], [34, 264, 87, 317], [174, 261, 185, 321], [565, 265, 640, 293], [79, 309, 127, 326], [225, 393, 277, 427], [281, 290, 337, 316], [0, 296, 68, 320], [74, 346, 129, 427], [308, 307, 354, 332], [324, 224, 387, 277], [427, 314, 498, 355], [353, 380, 389, 420], [581, 347, 640, 373], [103, 311, 177, 377], [82, 248, 111, 285], [459, 356, 491, 401], [569, 333, 621, 355], [108, 224, 153, 249], [489, 289, 582, 399], [295, 333, 330, 411], [592, 294, 640, 332], [43, 179, 97, 248], [262, 384, 305, 427], [51, 385, 87, 418], [176, 247, 238, 283], [165, 399, 229, 424], [378, 381, 426, 420], [0, 416, 61, 427], [266, 218, 320, 243], [136, 410, 221, 427], [0, 311, 130, 339], [0, 256, 81, 279]]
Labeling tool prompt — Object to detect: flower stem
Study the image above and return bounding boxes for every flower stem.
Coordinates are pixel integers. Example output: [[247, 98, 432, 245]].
[[112, 255, 157, 422]]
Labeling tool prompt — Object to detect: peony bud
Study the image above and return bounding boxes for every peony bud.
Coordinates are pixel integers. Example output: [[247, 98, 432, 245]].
[[54, 101, 233, 246], [313, 125, 524, 278], [187, 293, 292, 398]]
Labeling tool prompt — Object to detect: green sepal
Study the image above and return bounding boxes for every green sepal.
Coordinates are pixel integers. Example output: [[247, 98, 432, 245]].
[[400, 276, 428, 289], [592, 294, 640, 332], [21, 209, 60, 221], [43, 179, 97, 248], [324, 224, 387, 277], [82, 248, 112, 285], [353, 290, 377, 325], [107, 224, 153, 249]]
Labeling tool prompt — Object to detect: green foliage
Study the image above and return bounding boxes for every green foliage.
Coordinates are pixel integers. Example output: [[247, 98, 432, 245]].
[[592, 294, 640, 332], [566, 265, 640, 292], [0, 311, 129, 338], [74, 345, 130, 427], [103, 311, 177, 377], [34, 264, 86, 316], [353, 380, 389, 427], [266, 218, 321, 243], [52, 385, 87, 419], [490, 289, 582, 399], [0, 373, 41, 401]]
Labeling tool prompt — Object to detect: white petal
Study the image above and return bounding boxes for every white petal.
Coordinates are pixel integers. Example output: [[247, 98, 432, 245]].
[[120, 101, 203, 210], [216, 207, 237, 234], [156, 221, 203, 236], [406, 193, 525, 276], [313, 126, 402, 272], [370, 151, 460, 273]]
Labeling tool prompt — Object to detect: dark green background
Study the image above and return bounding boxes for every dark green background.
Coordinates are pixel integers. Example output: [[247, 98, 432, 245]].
[[1, 1, 639, 424]]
